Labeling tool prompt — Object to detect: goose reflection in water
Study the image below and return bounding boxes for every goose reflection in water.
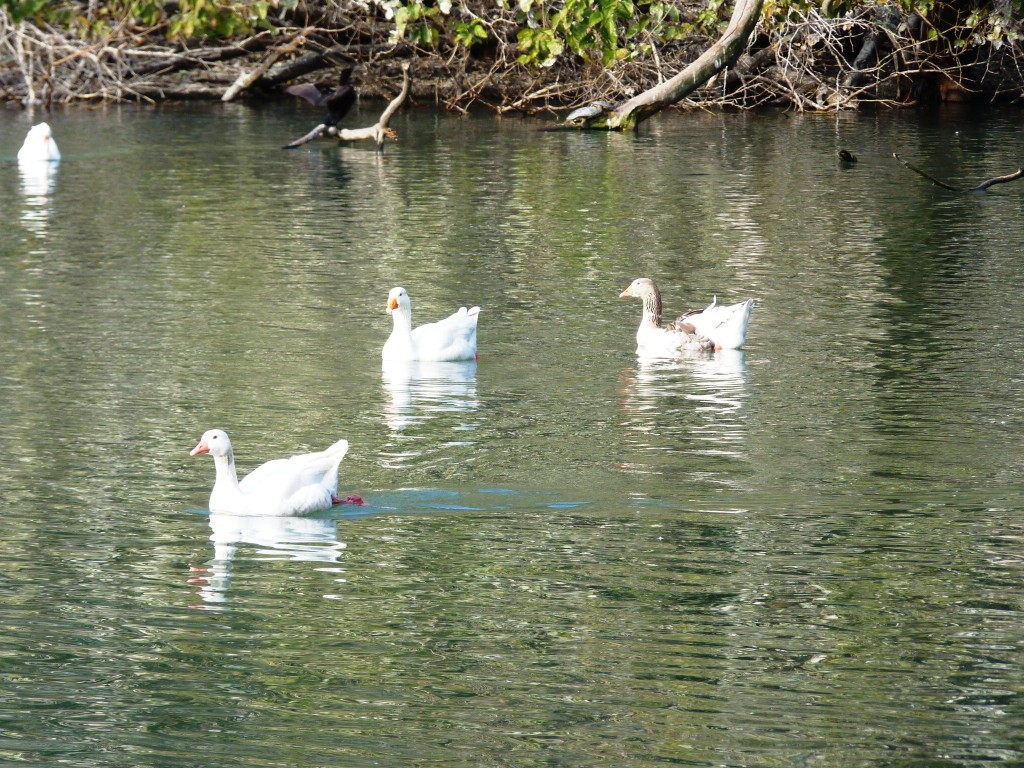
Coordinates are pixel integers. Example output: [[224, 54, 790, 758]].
[[382, 359, 479, 432], [619, 349, 750, 465], [189, 513, 346, 607], [18, 159, 58, 237]]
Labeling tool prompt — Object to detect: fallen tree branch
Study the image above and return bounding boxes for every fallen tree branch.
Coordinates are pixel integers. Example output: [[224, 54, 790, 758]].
[[892, 152, 959, 190], [596, 0, 765, 129], [128, 33, 274, 77], [893, 153, 1024, 192], [264, 43, 350, 85], [222, 30, 306, 101], [282, 122, 327, 148], [973, 168, 1024, 191]]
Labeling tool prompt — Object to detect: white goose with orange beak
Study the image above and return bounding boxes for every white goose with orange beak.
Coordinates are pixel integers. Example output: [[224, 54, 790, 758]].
[[382, 286, 480, 363], [190, 429, 351, 516]]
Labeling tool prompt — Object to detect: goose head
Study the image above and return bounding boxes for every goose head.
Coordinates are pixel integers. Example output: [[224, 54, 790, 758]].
[[190, 428, 233, 457], [386, 287, 411, 315], [620, 277, 664, 326], [619, 277, 659, 300]]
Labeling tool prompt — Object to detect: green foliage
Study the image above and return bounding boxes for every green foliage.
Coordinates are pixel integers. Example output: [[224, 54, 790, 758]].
[[516, 26, 564, 66], [5, 0, 297, 41], [126, 1, 164, 27], [4, 0, 53, 23], [166, 0, 295, 39], [548, 0, 636, 65], [384, 0, 464, 47], [454, 17, 488, 48], [381, 0, 699, 66], [9, 0, 1024, 68], [960, 0, 1023, 49], [514, 0, 701, 65], [693, 0, 724, 32], [634, 2, 688, 42]]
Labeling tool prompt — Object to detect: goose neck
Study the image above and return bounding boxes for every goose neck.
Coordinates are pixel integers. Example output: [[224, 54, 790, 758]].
[[212, 450, 241, 492], [641, 289, 663, 329], [391, 307, 413, 334]]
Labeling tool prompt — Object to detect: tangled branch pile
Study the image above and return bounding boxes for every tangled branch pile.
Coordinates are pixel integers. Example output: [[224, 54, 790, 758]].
[[1, 0, 1023, 113], [718, 3, 1024, 109]]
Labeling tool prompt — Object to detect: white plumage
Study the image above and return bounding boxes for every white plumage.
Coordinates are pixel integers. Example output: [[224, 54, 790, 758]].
[[190, 429, 349, 516], [382, 286, 479, 363], [18, 122, 60, 162]]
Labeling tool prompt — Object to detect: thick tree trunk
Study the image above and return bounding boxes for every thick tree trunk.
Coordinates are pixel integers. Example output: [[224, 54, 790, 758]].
[[263, 44, 349, 85], [128, 34, 275, 77], [596, 0, 764, 130]]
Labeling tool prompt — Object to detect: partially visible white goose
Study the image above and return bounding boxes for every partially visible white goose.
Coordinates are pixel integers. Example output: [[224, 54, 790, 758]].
[[619, 277, 753, 353], [18, 122, 60, 162], [190, 429, 351, 516], [382, 286, 480, 363]]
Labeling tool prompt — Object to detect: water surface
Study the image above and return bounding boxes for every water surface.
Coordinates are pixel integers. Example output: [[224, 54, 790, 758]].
[[1, 102, 1023, 767]]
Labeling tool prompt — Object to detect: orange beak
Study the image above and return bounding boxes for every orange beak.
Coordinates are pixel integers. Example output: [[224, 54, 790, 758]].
[[619, 285, 634, 298], [190, 440, 209, 456], [386, 296, 399, 312]]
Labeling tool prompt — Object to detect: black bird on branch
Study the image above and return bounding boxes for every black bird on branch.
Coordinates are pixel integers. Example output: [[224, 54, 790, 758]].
[[283, 70, 357, 149]]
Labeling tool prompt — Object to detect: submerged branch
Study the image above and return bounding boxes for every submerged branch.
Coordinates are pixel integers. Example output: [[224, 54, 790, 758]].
[[893, 153, 1024, 192], [892, 152, 959, 191], [973, 168, 1024, 191], [282, 123, 327, 148]]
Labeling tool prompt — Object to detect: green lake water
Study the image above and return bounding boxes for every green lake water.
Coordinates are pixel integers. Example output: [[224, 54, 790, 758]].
[[1, 101, 1022, 766]]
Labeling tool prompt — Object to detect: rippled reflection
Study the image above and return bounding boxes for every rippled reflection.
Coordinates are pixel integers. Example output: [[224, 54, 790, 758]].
[[628, 349, 747, 414], [190, 513, 346, 607], [675, 348, 748, 422], [619, 350, 749, 474], [18, 159, 57, 237], [382, 359, 479, 432]]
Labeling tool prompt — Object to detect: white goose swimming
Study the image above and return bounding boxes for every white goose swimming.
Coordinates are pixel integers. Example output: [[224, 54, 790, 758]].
[[18, 122, 60, 162], [382, 286, 480, 363], [619, 277, 753, 353], [190, 429, 351, 516]]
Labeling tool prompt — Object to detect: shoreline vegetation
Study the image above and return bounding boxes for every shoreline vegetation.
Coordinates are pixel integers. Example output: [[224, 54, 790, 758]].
[[2, 0, 1024, 119]]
